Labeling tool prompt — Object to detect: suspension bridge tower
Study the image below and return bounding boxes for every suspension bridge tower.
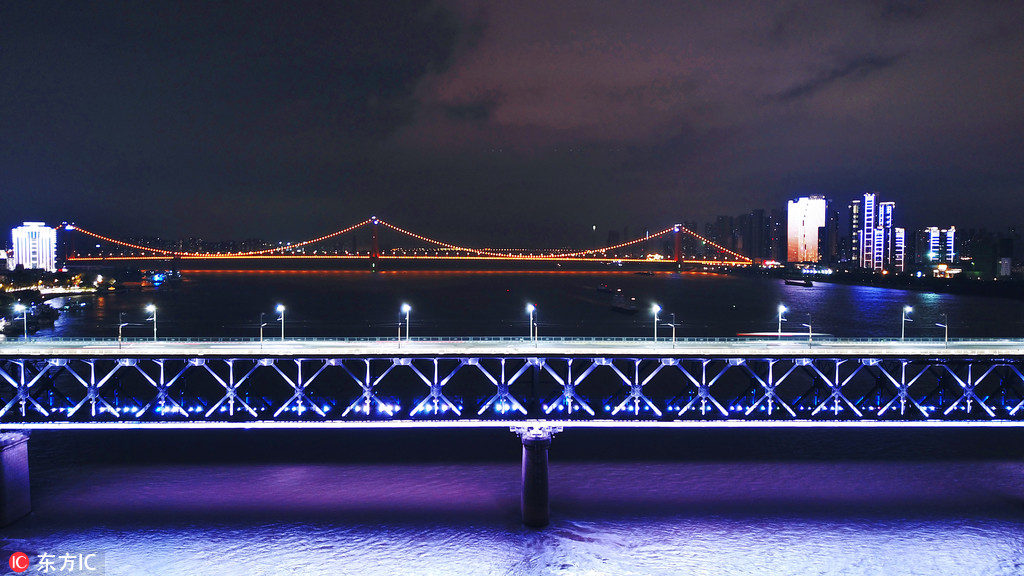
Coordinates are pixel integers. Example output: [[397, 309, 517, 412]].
[[673, 224, 682, 269], [370, 216, 380, 271]]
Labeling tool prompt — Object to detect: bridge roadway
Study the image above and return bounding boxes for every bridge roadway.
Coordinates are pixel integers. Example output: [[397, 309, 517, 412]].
[[3, 336, 1024, 357]]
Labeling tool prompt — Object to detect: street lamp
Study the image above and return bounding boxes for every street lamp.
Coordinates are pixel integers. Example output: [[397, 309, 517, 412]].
[[801, 322, 812, 345], [118, 312, 130, 348], [777, 304, 787, 338], [526, 303, 536, 343], [259, 312, 267, 345], [652, 304, 661, 343], [13, 304, 27, 339], [276, 304, 286, 340], [936, 313, 948, 346], [663, 313, 678, 348], [145, 304, 157, 341], [901, 305, 913, 341], [401, 303, 411, 342]]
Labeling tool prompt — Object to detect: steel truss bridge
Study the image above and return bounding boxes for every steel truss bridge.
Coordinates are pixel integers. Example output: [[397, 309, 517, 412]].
[[3, 338, 1024, 429], [61, 217, 752, 266], [5, 337, 1024, 526]]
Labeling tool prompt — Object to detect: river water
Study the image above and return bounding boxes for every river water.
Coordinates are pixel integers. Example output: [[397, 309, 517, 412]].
[[33, 270, 1024, 338], [4, 271, 1024, 575]]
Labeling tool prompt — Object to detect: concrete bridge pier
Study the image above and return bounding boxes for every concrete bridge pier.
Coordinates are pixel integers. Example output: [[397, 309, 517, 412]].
[[514, 426, 560, 527], [0, 432, 31, 526]]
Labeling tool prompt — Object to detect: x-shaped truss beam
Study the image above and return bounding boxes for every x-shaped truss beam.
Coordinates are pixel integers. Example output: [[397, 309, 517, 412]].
[[340, 359, 396, 417], [607, 359, 662, 417], [476, 359, 528, 416], [203, 359, 262, 418], [409, 359, 463, 417], [0, 360, 52, 418], [808, 360, 864, 417], [542, 359, 595, 416], [676, 359, 731, 417], [743, 359, 797, 417], [942, 363, 995, 417], [272, 359, 330, 417], [875, 360, 930, 418], [64, 360, 122, 418]]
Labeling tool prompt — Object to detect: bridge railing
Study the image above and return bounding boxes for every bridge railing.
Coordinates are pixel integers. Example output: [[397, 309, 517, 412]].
[[0, 335, 1019, 345]]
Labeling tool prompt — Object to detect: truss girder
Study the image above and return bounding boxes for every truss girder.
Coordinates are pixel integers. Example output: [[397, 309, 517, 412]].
[[542, 359, 595, 416], [0, 360, 51, 418], [408, 359, 463, 417], [808, 361, 864, 418], [875, 360, 931, 418], [477, 359, 528, 416], [2, 354, 1024, 424], [676, 359, 731, 417], [608, 360, 663, 417]]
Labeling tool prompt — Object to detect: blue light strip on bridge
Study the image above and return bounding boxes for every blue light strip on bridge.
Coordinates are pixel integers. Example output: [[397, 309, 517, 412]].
[[7, 420, 1024, 430]]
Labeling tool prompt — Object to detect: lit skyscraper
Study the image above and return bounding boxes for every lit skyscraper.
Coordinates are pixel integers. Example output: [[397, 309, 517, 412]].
[[10, 222, 57, 272], [848, 198, 862, 263], [851, 192, 904, 272], [787, 196, 828, 263], [924, 226, 957, 263]]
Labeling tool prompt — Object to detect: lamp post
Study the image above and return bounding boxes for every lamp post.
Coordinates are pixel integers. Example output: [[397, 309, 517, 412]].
[[901, 305, 913, 341], [801, 322, 812, 345], [777, 304, 787, 339], [526, 303, 536, 343], [145, 304, 157, 341], [936, 313, 948, 346], [652, 304, 661, 343], [401, 303, 411, 342], [118, 312, 129, 348], [259, 312, 267, 346], [276, 304, 286, 340], [664, 313, 678, 348], [13, 304, 27, 339]]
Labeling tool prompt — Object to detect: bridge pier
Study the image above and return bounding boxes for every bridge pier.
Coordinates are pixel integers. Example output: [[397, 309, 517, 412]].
[[0, 432, 31, 526], [514, 426, 560, 527]]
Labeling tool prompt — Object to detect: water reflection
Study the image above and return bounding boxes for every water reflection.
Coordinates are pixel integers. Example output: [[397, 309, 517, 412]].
[[36, 271, 1024, 339], [10, 459, 1024, 576]]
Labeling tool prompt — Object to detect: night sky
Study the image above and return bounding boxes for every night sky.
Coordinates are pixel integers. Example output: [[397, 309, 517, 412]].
[[3, 1, 1023, 246]]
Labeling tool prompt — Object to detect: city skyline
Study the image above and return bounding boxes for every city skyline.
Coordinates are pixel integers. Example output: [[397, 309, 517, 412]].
[[0, 183, 1011, 250], [3, 2, 1024, 245]]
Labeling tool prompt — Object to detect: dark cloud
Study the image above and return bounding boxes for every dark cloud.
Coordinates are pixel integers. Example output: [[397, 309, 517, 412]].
[[441, 99, 498, 123], [771, 53, 900, 102], [2, 1, 1023, 246]]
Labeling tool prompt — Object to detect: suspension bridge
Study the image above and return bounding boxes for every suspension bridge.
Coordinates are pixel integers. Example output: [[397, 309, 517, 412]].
[[60, 217, 753, 268]]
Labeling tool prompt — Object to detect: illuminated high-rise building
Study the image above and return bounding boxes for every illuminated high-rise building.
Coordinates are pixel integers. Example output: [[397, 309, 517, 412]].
[[786, 196, 828, 263], [922, 226, 956, 263], [847, 198, 862, 262], [850, 193, 904, 272], [10, 222, 57, 272]]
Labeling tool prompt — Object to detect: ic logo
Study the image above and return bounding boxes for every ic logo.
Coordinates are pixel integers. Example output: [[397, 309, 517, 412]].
[[8, 552, 30, 573]]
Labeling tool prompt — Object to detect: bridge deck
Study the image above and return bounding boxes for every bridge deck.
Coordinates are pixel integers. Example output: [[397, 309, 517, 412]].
[[2, 337, 1024, 357]]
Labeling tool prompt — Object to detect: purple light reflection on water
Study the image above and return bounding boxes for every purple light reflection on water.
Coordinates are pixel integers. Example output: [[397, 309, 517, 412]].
[[6, 459, 1024, 575]]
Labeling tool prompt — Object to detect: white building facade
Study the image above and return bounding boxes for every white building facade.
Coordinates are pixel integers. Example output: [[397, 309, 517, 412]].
[[786, 196, 828, 263], [851, 193, 904, 272], [10, 222, 57, 272]]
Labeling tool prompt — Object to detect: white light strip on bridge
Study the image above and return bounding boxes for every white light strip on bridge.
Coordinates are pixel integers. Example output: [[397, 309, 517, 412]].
[[5, 420, 1024, 430]]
